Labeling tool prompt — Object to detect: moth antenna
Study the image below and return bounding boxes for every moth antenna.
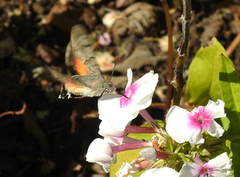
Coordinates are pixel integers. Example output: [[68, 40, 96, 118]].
[[108, 56, 128, 99], [109, 56, 119, 81]]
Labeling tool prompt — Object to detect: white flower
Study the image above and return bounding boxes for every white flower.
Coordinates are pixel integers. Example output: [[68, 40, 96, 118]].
[[98, 94, 131, 144], [179, 152, 232, 177], [166, 99, 226, 144], [86, 138, 152, 173], [86, 138, 114, 173], [140, 167, 179, 177], [98, 120, 125, 145], [98, 69, 158, 132], [120, 69, 158, 109]]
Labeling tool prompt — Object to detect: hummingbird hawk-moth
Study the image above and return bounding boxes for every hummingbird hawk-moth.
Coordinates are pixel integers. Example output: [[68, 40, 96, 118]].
[[47, 25, 115, 99]]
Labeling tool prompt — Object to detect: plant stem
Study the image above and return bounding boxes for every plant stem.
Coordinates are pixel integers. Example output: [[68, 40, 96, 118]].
[[111, 141, 152, 154], [160, 0, 174, 114], [171, 0, 192, 106], [226, 31, 240, 57]]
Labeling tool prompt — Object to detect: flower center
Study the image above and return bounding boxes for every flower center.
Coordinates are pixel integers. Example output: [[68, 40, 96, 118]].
[[200, 167, 212, 177], [196, 116, 203, 124], [120, 89, 132, 108]]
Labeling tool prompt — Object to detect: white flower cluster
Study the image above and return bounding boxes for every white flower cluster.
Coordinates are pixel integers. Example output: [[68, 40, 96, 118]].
[[86, 69, 159, 173], [86, 69, 232, 177]]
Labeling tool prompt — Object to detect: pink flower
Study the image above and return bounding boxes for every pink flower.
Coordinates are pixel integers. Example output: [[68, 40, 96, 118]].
[[99, 33, 112, 46], [179, 152, 232, 177], [166, 99, 226, 144], [98, 69, 158, 134], [120, 69, 158, 109]]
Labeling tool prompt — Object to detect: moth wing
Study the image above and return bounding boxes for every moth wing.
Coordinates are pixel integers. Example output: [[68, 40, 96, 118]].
[[74, 56, 89, 75], [46, 66, 89, 88], [65, 42, 74, 69], [70, 25, 101, 75], [65, 39, 89, 76], [47, 66, 100, 97]]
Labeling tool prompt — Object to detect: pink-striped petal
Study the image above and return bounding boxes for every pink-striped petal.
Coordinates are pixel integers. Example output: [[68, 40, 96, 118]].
[[205, 152, 232, 176], [179, 162, 204, 176], [166, 106, 204, 144]]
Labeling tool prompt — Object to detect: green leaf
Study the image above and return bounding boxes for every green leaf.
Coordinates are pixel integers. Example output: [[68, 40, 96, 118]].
[[231, 142, 240, 177], [220, 54, 240, 177], [185, 37, 226, 105], [219, 54, 240, 133], [225, 140, 234, 177]]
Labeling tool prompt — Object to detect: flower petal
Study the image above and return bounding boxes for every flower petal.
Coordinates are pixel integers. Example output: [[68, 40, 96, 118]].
[[121, 70, 158, 108], [86, 138, 113, 160], [98, 120, 125, 137], [133, 74, 158, 105], [205, 152, 232, 171], [134, 70, 155, 85], [99, 93, 138, 126], [98, 93, 121, 121], [131, 72, 158, 99], [98, 69, 158, 142], [187, 127, 205, 144], [179, 162, 203, 177], [205, 120, 224, 138], [140, 167, 179, 177], [98, 95, 137, 133], [86, 138, 113, 173], [166, 106, 203, 144], [104, 136, 124, 145], [210, 170, 232, 177], [126, 69, 133, 89], [204, 99, 226, 118]]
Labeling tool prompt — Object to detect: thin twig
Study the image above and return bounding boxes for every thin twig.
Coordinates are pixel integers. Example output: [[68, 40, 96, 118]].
[[171, 0, 192, 106], [160, 0, 174, 115], [226, 31, 240, 57], [0, 103, 26, 118], [70, 109, 77, 134]]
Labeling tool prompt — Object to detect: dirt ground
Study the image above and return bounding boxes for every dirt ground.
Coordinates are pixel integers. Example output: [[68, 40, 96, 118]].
[[0, 0, 240, 176]]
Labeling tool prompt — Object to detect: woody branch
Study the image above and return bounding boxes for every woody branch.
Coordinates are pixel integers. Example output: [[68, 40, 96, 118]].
[[171, 0, 192, 106]]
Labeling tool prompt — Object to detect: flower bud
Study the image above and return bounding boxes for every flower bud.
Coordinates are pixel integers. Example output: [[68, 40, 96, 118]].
[[139, 147, 157, 160]]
